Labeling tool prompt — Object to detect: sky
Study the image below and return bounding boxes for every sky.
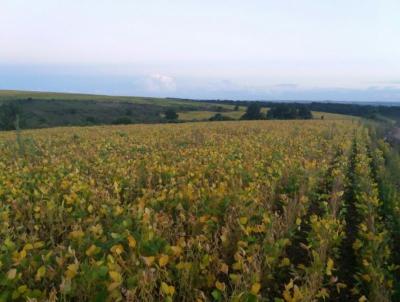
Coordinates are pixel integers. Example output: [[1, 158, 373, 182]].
[[1, 0, 400, 101]]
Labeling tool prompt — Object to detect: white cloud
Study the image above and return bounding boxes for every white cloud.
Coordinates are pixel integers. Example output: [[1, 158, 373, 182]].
[[145, 74, 176, 92]]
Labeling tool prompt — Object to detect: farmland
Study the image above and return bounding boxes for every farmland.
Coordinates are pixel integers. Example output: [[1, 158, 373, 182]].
[[1, 118, 399, 301], [0, 90, 236, 129], [0, 90, 373, 130]]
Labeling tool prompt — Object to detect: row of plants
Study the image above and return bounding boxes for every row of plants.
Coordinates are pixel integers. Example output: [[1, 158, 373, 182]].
[[279, 143, 350, 302], [349, 130, 395, 301], [2, 119, 399, 301], [368, 129, 400, 300]]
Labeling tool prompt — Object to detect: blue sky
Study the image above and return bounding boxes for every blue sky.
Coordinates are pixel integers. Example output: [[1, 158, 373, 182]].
[[1, 0, 400, 101]]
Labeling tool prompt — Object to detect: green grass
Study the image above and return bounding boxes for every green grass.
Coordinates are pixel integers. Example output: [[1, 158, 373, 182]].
[[312, 111, 358, 120], [0, 90, 233, 109], [0, 90, 235, 129], [178, 109, 245, 121]]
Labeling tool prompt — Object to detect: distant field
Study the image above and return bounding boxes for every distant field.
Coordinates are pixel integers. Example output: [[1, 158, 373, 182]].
[[0, 90, 233, 109], [312, 111, 358, 120], [0, 90, 358, 130], [178, 109, 245, 121], [0, 90, 235, 129], [178, 108, 355, 121]]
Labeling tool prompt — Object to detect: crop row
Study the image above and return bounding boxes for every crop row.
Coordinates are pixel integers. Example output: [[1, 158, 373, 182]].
[[1, 120, 398, 301]]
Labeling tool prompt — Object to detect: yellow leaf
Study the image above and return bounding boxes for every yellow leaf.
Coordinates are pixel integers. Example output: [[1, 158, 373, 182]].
[[239, 217, 248, 225], [286, 279, 294, 290], [33, 241, 45, 249], [17, 285, 28, 294], [358, 296, 367, 302], [110, 244, 124, 255], [361, 273, 371, 282], [113, 181, 120, 193], [199, 215, 208, 223], [220, 263, 229, 274], [7, 268, 17, 280], [229, 274, 240, 283], [127, 235, 136, 248], [23, 243, 34, 251], [161, 282, 175, 296], [65, 263, 79, 279], [142, 256, 155, 267], [109, 271, 122, 283], [251, 282, 261, 295], [85, 244, 98, 257], [326, 258, 334, 276], [176, 262, 192, 270], [280, 257, 291, 267], [215, 281, 226, 291], [316, 288, 329, 299], [353, 239, 363, 250], [87, 204, 94, 213], [69, 230, 84, 240], [35, 265, 46, 281], [170, 246, 182, 256], [159, 254, 169, 267], [108, 282, 121, 292]]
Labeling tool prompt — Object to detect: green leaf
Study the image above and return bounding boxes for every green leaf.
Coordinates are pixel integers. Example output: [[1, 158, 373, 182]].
[[92, 287, 108, 302], [97, 266, 109, 278], [212, 289, 222, 301], [243, 293, 258, 302]]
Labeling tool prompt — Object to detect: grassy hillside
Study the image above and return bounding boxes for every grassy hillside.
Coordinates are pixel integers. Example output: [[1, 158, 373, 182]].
[[0, 90, 230, 108], [0, 90, 235, 129], [0, 90, 358, 130]]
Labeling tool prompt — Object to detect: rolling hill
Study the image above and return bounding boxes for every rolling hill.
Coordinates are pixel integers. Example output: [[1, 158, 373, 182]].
[[0, 90, 237, 129], [0, 90, 361, 131]]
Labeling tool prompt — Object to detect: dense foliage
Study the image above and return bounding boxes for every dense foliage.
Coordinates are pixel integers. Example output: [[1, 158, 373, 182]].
[[207, 100, 400, 123], [266, 104, 312, 120], [1, 120, 399, 301], [164, 109, 179, 121], [0, 102, 21, 131], [241, 103, 264, 120], [0, 94, 231, 130], [209, 113, 234, 121]]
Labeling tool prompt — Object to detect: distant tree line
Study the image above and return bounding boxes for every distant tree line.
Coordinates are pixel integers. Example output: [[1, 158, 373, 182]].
[[239, 103, 313, 120], [3, 96, 400, 130], [0, 98, 186, 130], [164, 108, 179, 121], [209, 113, 234, 121], [0, 102, 21, 130], [204, 100, 400, 122], [266, 104, 313, 119]]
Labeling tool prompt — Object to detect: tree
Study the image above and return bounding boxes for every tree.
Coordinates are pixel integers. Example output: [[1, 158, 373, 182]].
[[112, 117, 132, 125], [241, 103, 263, 120], [267, 104, 312, 120], [0, 102, 21, 130], [164, 109, 178, 121], [298, 105, 313, 119], [234, 105, 239, 111], [209, 113, 234, 121]]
